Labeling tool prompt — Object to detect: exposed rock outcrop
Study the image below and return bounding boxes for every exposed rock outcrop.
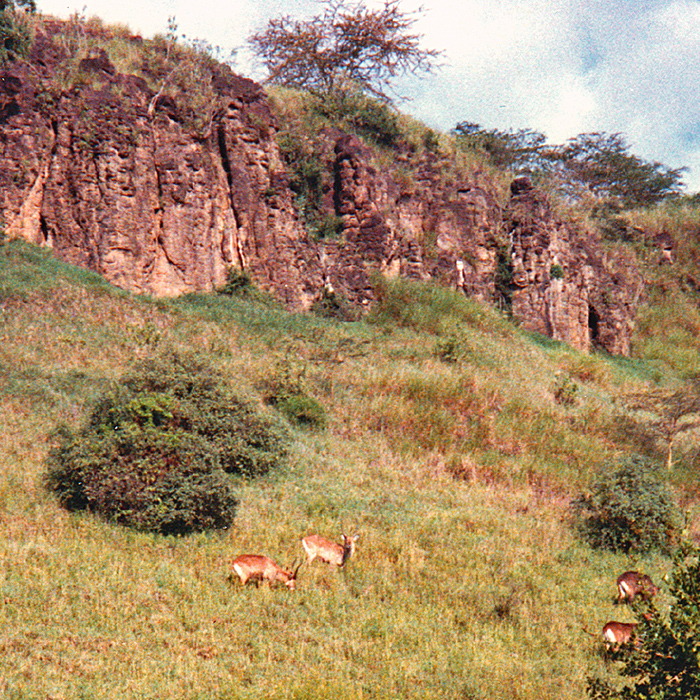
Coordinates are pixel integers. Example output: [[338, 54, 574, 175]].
[[504, 178, 642, 354], [1, 23, 323, 306], [0, 19, 644, 355]]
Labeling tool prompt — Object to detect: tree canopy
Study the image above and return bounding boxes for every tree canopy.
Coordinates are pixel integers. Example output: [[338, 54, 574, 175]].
[[453, 124, 686, 210], [453, 122, 549, 173], [248, 0, 442, 103], [552, 132, 686, 209]]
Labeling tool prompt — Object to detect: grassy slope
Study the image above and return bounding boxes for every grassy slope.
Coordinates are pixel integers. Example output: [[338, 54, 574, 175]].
[[0, 240, 690, 700]]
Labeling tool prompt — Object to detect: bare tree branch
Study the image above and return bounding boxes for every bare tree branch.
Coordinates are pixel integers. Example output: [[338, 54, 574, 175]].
[[248, 0, 442, 104]]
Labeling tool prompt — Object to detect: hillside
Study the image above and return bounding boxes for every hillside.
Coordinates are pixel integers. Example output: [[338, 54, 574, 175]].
[[0, 237, 698, 700], [2, 10, 700, 700]]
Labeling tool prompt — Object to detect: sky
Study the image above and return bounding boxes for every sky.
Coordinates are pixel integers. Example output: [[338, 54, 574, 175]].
[[36, 0, 700, 193]]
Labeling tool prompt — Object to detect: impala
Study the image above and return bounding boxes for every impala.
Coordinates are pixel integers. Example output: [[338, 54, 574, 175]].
[[301, 532, 359, 567], [602, 621, 638, 650], [616, 571, 659, 603], [231, 555, 301, 590]]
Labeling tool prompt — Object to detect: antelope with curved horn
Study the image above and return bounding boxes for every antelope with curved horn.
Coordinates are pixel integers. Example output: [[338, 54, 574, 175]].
[[616, 571, 659, 604], [231, 555, 301, 590], [602, 621, 639, 651], [301, 532, 359, 567]]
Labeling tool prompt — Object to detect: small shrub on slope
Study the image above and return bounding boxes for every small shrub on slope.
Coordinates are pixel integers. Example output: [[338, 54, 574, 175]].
[[260, 352, 327, 430], [45, 351, 290, 534], [572, 455, 680, 554]]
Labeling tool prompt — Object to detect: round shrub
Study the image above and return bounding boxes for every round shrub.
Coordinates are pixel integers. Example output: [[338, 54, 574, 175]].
[[275, 393, 327, 429], [45, 351, 290, 535], [573, 455, 680, 554]]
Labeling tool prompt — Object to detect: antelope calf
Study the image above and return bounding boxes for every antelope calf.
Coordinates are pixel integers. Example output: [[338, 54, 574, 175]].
[[301, 533, 359, 567], [617, 571, 659, 603], [231, 555, 300, 590], [602, 621, 638, 651]]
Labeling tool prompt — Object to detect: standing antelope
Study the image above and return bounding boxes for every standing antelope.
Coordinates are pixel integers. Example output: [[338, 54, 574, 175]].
[[231, 555, 301, 590], [602, 621, 638, 650], [301, 533, 359, 567], [616, 571, 659, 603]]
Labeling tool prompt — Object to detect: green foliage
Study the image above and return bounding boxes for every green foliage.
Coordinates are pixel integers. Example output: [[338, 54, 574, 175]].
[[452, 124, 685, 210], [261, 351, 327, 430], [311, 287, 357, 321], [573, 455, 680, 554], [453, 121, 548, 173], [314, 89, 402, 146], [45, 351, 290, 534], [275, 129, 331, 237], [550, 263, 565, 280], [587, 543, 700, 700], [0, 3, 33, 63], [552, 374, 578, 406], [217, 267, 254, 297], [553, 133, 685, 210], [434, 335, 460, 363], [274, 393, 327, 429], [369, 275, 512, 337], [495, 247, 515, 313]]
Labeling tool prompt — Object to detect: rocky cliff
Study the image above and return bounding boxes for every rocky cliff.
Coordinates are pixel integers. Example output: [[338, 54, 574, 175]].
[[0, 18, 643, 354]]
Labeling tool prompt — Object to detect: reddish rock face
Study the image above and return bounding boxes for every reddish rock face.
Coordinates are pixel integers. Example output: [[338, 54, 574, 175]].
[[504, 178, 641, 354], [1, 23, 323, 307], [0, 21, 642, 355]]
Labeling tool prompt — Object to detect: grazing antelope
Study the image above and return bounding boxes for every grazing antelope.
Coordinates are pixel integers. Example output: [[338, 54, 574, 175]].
[[602, 621, 639, 651], [301, 533, 359, 567], [616, 571, 659, 603], [231, 555, 301, 590]]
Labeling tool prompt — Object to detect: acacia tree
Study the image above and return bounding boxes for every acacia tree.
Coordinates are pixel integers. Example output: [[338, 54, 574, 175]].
[[248, 0, 441, 103], [621, 379, 700, 470], [550, 132, 685, 209], [452, 124, 685, 210], [452, 121, 550, 172]]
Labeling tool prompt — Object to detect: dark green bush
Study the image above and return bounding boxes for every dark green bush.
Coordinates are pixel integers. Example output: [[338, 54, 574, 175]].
[[45, 351, 290, 534], [311, 288, 357, 321], [552, 374, 578, 406], [550, 263, 565, 279], [217, 267, 253, 297], [274, 393, 327, 429], [572, 455, 680, 554], [434, 335, 460, 363]]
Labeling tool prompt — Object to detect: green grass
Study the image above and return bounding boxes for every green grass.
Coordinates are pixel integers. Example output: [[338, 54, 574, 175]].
[[0, 239, 693, 699]]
